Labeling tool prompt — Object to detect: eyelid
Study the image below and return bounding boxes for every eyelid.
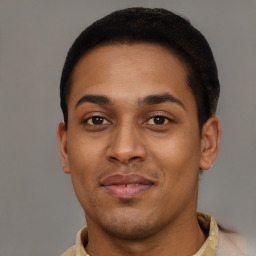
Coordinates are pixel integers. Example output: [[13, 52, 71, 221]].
[[85, 116, 111, 125], [82, 112, 112, 125], [148, 117, 173, 126], [144, 112, 175, 123]]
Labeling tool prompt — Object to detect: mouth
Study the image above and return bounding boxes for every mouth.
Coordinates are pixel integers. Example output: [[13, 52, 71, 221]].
[[101, 174, 154, 199]]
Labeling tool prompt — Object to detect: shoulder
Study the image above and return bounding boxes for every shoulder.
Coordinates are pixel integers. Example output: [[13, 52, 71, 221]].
[[61, 245, 75, 256], [217, 228, 247, 256]]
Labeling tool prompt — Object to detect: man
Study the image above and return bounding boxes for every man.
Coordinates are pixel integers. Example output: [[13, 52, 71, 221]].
[[57, 7, 245, 256]]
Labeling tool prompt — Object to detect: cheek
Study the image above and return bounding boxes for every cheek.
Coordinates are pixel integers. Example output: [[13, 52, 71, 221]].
[[148, 130, 201, 186], [68, 132, 105, 171], [150, 134, 201, 210], [67, 134, 105, 201], [151, 132, 200, 166]]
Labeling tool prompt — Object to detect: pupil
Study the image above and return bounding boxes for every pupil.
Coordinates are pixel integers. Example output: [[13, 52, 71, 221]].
[[154, 116, 165, 124], [92, 116, 103, 125]]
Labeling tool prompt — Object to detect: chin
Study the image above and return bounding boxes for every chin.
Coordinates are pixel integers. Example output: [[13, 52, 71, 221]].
[[103, 222, 157, 240], [98, 211, 161, 240]]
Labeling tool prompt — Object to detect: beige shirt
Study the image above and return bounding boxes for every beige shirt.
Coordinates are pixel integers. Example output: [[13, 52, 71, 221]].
[[61, 212, 245, 256]]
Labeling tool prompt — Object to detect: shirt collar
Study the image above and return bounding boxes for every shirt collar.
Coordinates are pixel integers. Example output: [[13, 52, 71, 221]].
[[194, 212, 218, 256], [73, 212, 218, 256]]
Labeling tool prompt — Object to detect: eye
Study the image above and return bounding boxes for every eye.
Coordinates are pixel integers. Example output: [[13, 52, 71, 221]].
[[85, 116, 111, 125], [147, 115, 173, 125]]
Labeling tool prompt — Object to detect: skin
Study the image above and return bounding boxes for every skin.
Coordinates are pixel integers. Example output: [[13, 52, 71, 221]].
[[58, 43, 221, 256]]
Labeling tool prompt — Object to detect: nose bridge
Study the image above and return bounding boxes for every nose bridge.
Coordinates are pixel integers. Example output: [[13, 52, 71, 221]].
[[107, 121, 146, 163]]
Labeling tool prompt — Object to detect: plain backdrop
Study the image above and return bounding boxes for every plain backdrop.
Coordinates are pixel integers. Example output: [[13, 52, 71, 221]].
[[0, 0, 255, 255]]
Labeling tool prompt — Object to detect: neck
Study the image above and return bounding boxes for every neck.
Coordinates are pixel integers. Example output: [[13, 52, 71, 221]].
[[85, 211, 206, 256]]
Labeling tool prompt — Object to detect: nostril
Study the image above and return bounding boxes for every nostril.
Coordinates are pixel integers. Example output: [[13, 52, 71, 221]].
[[109, 156, 119, 162], [130, 156, 141, 161], [108, 155, 142, 164]]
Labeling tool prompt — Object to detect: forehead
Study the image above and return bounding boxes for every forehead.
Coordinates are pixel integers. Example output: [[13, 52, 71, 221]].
[[69, 43, 194, 107]]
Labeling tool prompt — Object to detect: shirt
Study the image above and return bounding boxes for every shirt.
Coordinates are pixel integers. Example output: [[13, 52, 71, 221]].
[[61, 212, 244, 256]]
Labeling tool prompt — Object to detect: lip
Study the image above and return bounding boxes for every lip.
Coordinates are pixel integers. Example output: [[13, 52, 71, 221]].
[[101, 174, 154, 199]]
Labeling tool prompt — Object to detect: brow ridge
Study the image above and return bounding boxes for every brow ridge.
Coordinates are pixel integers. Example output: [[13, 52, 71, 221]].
[[139, 93, 185, 109], [75, 95, 111, 109], [75, 93, 185, 109]]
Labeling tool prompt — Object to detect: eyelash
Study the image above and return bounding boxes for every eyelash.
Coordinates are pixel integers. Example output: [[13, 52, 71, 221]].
[[83, 115, 111, 126], [146, 115, 174, 125], [83, 113, 174, 127]]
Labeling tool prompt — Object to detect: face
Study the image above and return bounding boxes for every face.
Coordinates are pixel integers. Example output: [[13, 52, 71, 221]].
[[58, 43, 219, 240]]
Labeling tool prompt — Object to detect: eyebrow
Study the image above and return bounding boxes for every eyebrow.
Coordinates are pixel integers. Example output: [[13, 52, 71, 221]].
[[139, 93, 185, 109], [75, 95, 112, 109], [75, 93, 185, 110]]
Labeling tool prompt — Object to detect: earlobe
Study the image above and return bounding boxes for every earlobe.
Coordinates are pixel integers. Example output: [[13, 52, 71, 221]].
[[57, 122, 71, 174], [200, 116, 221, 171]]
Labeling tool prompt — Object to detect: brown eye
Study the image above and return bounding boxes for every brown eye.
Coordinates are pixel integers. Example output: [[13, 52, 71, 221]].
[[85, 116, 110, 125], [153, 116, 166, 125], [147, 115, 172, 125], [91, 116, 104, 125]]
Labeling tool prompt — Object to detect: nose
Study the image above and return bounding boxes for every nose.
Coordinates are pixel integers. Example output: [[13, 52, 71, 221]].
[[106, 124, 147, 164]]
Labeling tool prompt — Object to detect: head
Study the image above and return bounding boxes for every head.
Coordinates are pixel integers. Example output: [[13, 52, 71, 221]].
[[57, 7, 221, 243], [60, 7, 220, 131]]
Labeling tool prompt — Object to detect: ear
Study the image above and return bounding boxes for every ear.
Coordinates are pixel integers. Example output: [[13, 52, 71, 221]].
[[57, 122, 71, 174], [200, 116, 221, 170]]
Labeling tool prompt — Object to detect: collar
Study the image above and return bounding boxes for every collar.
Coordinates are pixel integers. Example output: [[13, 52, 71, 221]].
[[194, 212, 218, 256], [69, 212, 218, 256]]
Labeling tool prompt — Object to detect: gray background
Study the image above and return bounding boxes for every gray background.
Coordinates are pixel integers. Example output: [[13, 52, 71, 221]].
[[0, 0, 255, 255]]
